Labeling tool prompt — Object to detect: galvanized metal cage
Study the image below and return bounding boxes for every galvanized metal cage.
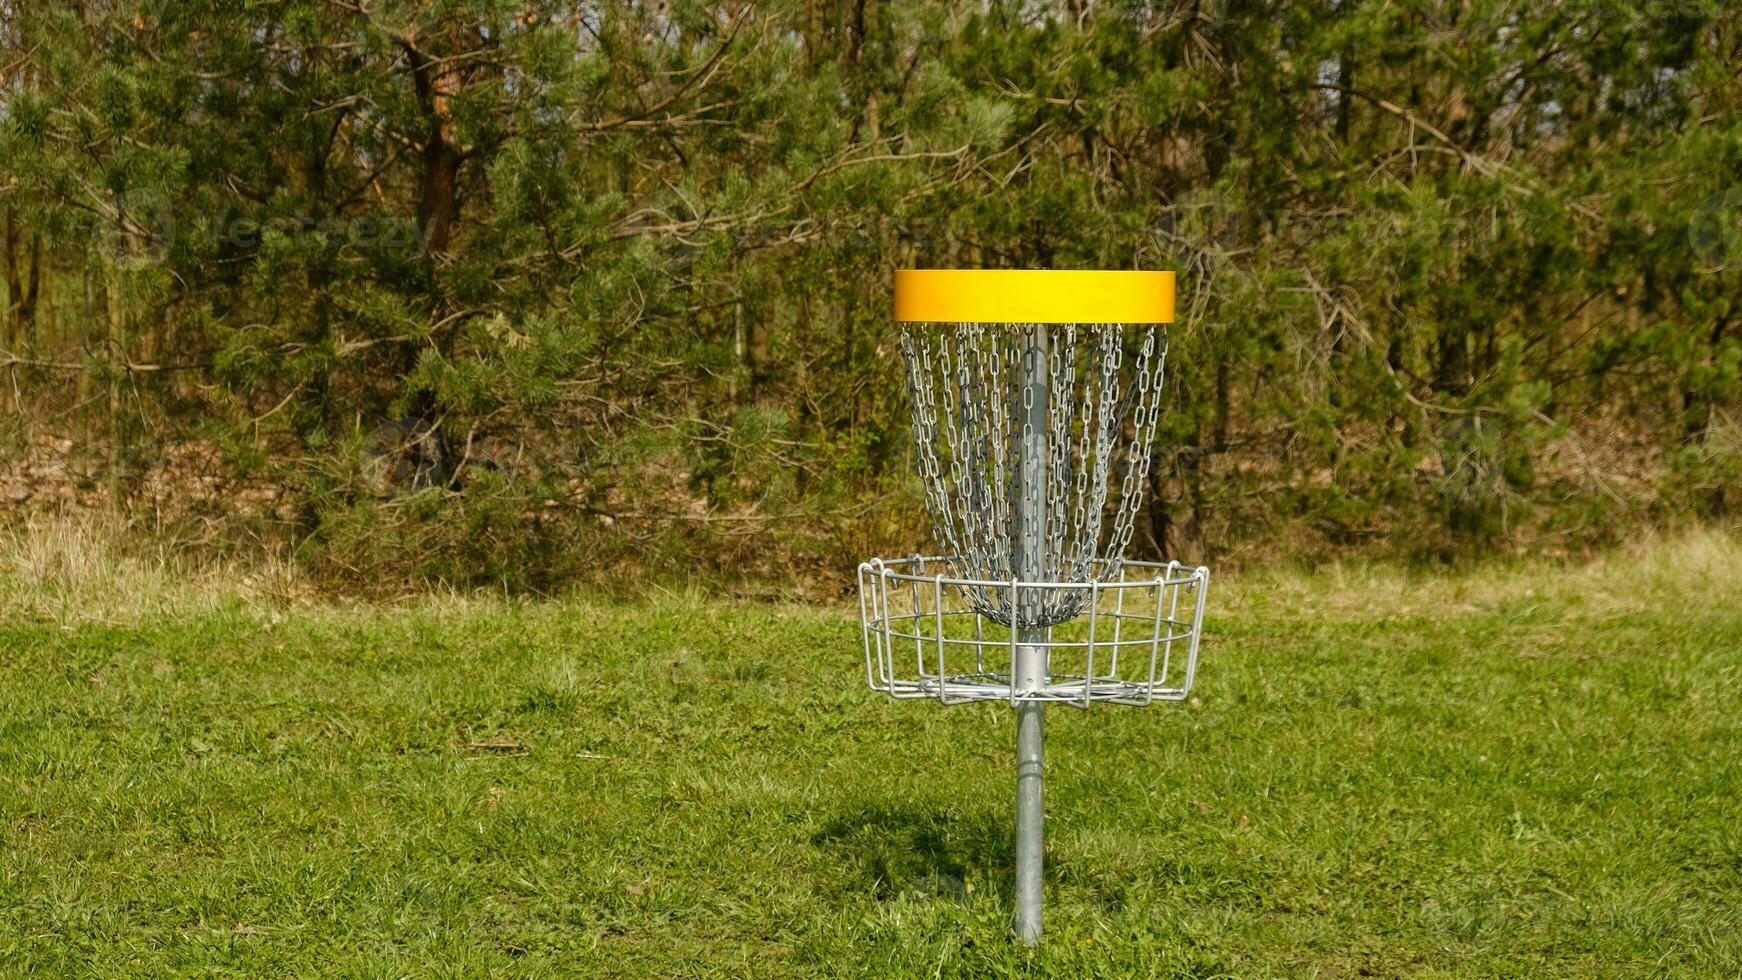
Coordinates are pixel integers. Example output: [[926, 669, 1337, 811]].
[[859, 556, 1208, 707]]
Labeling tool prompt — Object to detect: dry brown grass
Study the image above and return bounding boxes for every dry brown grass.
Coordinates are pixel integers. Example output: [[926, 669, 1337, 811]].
[[1218, 524, 1742, 622], [0, 511, 301, 626], [4, 507, 1739, 628]]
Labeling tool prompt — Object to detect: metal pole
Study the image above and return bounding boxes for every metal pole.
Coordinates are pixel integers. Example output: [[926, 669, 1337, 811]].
[[1013, 322, 1048, 944]]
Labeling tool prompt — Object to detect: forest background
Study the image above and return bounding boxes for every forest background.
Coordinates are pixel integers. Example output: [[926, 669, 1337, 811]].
[[1, 0, 1738, 594]]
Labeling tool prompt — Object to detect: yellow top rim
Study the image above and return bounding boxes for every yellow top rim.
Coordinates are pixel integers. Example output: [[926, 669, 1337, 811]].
[[894, 270, 1175, 324]]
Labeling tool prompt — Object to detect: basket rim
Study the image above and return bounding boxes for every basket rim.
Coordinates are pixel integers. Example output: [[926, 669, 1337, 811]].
[[893, 270, 1176, 324], [858, 554, 1208, 590]]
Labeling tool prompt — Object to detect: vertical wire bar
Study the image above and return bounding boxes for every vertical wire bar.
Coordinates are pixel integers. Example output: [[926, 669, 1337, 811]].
[[934, 573, 949, 704], [974, 605, 986, 676], [887, 567, 904, 691], [1160, 560, 1182, 689], [1144, 575, 1165, 706], [875, 562, 894, 690], [1108, 561, 1126, 677], [909, 557, 926, 680], [859, 562, 878, 690], [1182, 567, 1210, 694], [1082, 580, 1098, 709], [1008, 579, 1020, 705]]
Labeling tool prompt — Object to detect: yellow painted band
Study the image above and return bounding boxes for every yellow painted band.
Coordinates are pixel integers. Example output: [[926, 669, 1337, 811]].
[[894, 270, 1175, 324]]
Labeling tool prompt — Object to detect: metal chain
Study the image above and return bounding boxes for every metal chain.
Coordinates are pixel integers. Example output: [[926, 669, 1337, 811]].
[[902, 321, 1170, 628]]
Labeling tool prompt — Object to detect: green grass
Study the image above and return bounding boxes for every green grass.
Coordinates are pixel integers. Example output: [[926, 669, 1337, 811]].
[[2, 532, 1740, 976]]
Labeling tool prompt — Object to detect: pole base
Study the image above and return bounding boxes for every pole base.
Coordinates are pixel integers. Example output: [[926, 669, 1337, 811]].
[[1013, 699, 1044, 944]]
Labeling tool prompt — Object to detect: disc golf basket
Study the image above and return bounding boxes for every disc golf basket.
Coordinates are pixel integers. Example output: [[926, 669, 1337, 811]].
[[856, 270, 1210, 944]]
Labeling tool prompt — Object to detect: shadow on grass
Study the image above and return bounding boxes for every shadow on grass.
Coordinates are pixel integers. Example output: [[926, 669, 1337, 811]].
[[811, 804, 1013, 905]]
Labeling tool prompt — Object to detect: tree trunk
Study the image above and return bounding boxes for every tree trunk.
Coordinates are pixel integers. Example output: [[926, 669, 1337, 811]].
[[3, 207, 16, 348], [1434, 323, 1469, 398], [1683, 315, 1731, 442], [18, 229, 40, 345], [1146, 457, 1179, 561], [1212, 354, 1230, 451], [418, 139, 462, 257], [402, 37, 464, 258], [105, 260, 125, 495], [78, 264, 94, 447]]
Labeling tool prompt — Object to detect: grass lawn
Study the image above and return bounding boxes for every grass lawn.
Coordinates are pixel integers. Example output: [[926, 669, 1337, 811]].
[[2, 532, 1740, 976]]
